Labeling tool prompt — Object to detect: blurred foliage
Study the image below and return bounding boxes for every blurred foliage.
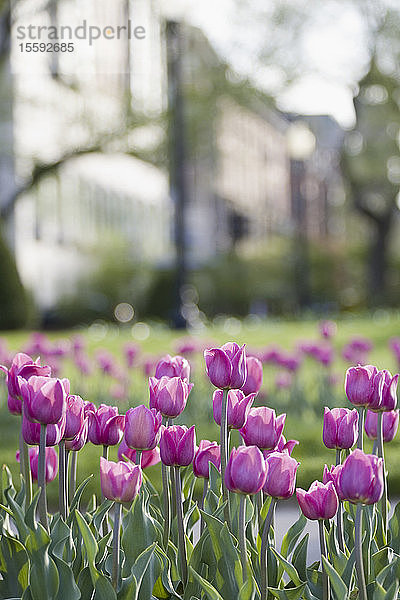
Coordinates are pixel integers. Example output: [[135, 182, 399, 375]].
[[0, 225, 31, 329]]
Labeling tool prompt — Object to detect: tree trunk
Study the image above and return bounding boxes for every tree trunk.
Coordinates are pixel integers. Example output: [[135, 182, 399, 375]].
[[368, 215, 391, 306]]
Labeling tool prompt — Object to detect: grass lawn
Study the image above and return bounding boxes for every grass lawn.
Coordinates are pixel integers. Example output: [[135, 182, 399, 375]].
[[1, 311, 400, 506]]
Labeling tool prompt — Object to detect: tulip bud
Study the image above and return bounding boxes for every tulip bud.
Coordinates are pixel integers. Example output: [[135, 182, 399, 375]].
[[65, 417, 89, 451], [118, 438, 161, 468], [296, 481, 338, 520], [323, 407, 358, 450], [124, 405, 162, 450], [193, 440, 221, 479], [20, 375, 68, 425], [323, 464, 345, 501], [149, 376, 193, 418], [63, 395, 85, 440], [225, 446, 267, 495], [338, 449, 383, 505], [100, 457, 142, 503], [155, 354, 191, 381], [364, 409, 399, 443], [239, 407, 286, 450], [263, 452, 299, 499], [213, 389, 255, 430], [241, 356, 263, 396], [204, 342, 247, 389], [344, 365, 378, 407], [16, 446, 58, 483], [160, 425, 196, 467], [88, 404, 125, 446]]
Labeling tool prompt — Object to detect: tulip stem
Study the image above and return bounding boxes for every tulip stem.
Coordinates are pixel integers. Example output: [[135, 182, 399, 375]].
[[220, 388, 231, 526], [357, 408, 365, 450], [355, 503, 367, 600], [200, 478, 208, 534], [174, 466, 188, 587], [59, 440, 67, 520], [38, 424, 49, 531], [135, 450, 142, 466], [377, 411, 388, 542], [161, 461, 171, 548], [69, 450, 77, 503], [112, 502, 122, 591], [20, 429, 32, 508], [335, 448, 344, 552], [239, 494, 248, 584], [318, 520, 330, 600], [260, 497, 277, 600], [101, 446, 109, 536]]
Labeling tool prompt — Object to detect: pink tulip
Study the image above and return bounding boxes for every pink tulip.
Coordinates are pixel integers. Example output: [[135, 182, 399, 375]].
[[160, 425, 196, 467], [365, 409, 399, 442], [117, 438, 160, 468], [323, 464, 345, 501], [124, 343, 140, 368], [345, 365, 378, 407], [100, 457, 142, 503], [239, 407, 286, 450], [22, 408, 66, 446], [149, 376, 193, 418], [225, 446, 267, 495], [275, 372, 293, 389], [193, 440, 221, 479], [65, 417, 89, 451], [124, 405, 162, 450], [64, 395, 85, 440], [17, 446, 58, 483], [263, 452, 299, 499], [339, 449, 383, 505], [241, 356, 263, 396], [0, 353, 51, 415], [213, 389, 255, 430], [323, 407, 359, 450], [20, 375, 68, 425], [296, 481, 338, 520], [155, 354, 191, 381], [204, 342, 247, 389], [88, 404, 125, 446], [319, 320, 337, 339]]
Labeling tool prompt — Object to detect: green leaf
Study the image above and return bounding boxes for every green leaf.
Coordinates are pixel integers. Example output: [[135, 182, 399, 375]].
[[238, 577, 256, 600], [280, 513, 307, 558], [53, 555, 81, 600], [292, 534, 308, 583], [92, 499, 113, 533], [188, 566, 224, 600], [384, 580, 400, 600], [0, 534, 29, 597], [271, 548, 302, 587], [268, 582, 307, 600], [67, 475, 93, 524], [25, 490, 41, 532], [118, 543, 157, 600], [321, 556, 348, 600], [4, 486, 29, 542], [389, 500, 400, 553]]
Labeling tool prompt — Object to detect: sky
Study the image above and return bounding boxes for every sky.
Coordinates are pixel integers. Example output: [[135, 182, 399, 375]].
[[176, 0, 372, 129]]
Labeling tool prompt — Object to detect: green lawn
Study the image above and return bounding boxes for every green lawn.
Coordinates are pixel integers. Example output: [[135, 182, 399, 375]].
[[1, 312, 400, 506]]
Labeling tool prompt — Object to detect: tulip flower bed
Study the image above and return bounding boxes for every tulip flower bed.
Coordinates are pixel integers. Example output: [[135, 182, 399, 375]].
[[1, 339, 400, 600]]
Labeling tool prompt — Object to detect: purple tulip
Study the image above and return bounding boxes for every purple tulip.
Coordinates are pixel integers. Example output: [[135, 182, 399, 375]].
[[17, 446, 58, 483], [319, 320, 337, 339], [345, 365, 378, 407], [296, 481, 338, 520], [275, 372, 293, 389], [193, 440, 221, 479], [22, 407, 65, 446], [213, 389, 255, 430], [63, 395, 85, 440], [65, 417, 89, 451], [117, 438, 161, 468], [204, 342, 247, 389], [155, 354, 191, 381], [149, 376, 193, 419], [100, 457, 142, 503], [20, 375, 68, 425], [0, 353, 52, 413], [124, 405, 162, 450], [323, 407, 359, 450], [225, 445, 267, 495], [380, 372, 398, 412], [160, 425, 196, 467], [239, 407, 286, 450], [124, 343, 140, 368], [365, 409, 399, 443], [84, 401, 96, 415], [338, 449, 384, 505], [241, 356, 263, 396], [323, 464, 345, 501], [263, 451, 299, 499], [88, 404, 125, 447]]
